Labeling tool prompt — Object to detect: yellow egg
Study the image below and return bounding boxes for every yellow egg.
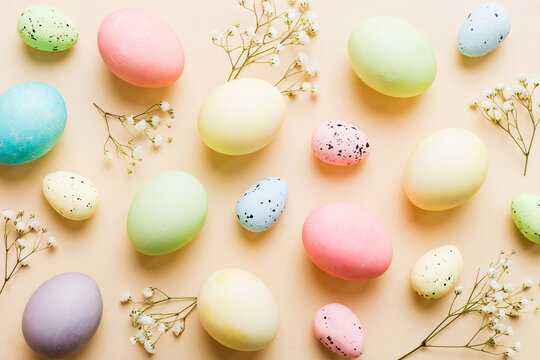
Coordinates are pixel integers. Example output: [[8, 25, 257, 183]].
[[198, 78, 286, 155], [404, 128, 488, 211], [198, 268, 279, 351]]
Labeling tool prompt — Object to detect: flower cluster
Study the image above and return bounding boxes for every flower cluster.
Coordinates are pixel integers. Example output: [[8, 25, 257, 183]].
[[212, 0, 320, 96], [398, 250, 536, 359], [120, 287, 197, 354], [1, 210, 57, 296], [471, 74, 540, 175], [93, 102, 174, 174]]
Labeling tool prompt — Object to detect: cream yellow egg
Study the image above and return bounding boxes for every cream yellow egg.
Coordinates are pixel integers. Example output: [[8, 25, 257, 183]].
[[198, 78, 286, 155], [198, 268, 279, 351], [404, 128, 488, 211]]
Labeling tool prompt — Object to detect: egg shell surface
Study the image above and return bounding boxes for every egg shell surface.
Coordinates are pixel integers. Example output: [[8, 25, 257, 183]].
[[311, 120, 371, 166], [0, 82, 66, 165], [458, 3, 511, 57], [410, 245, 463, 299], [98, 8, 185, 88], [404, 128, 488, 211], [18, 5, 78, 52], [127, 171, 207, 256], [42, 171, 99, 220], [314, 303, 365, 358], [198, 78, 286, 155], [236, 177, 288, 232], [302, 202, 392, 281], [22, 273, 103, 359], [511, 193, 540, 244], [198, 268, 279, 351], [348, 16, 436, 98]]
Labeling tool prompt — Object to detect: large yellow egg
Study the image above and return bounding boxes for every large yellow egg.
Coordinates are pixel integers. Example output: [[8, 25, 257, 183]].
[[404, 128, 488, 211], [198, 78, 286, 155], [198, 268, 279, 351]]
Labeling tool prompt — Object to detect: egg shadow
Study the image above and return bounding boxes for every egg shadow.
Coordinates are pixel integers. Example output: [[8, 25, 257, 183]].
[[457, 47, 504, 70], [508, 216, 540, 254], [311, 155, 366, 179], [201, 141, 273, 175], [407, 285, 442, 310], [201, 329, 266, 360], [23, 43, 74, 63], [401, 191, 465, 229]]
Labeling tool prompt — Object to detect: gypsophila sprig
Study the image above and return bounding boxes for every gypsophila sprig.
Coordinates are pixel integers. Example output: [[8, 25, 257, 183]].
[[121, 287, 197, 354], [1, 210, 57, 296], [212, 0, 321, 96], [93, 102, 174, 174], [471, 74, 540, 175], [397, 250, 537, 360]]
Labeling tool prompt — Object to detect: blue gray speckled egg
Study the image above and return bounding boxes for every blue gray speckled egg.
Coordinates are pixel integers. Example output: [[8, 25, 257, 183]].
[[458, 3, 510, 57], [236, 178, 288, 232]]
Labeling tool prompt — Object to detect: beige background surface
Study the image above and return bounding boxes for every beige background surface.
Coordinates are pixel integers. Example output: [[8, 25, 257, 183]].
[[0, 0, 539, 359]]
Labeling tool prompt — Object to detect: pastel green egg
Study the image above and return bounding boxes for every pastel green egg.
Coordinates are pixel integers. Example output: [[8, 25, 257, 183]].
[[127, 171, 208, 255], [18, 5, 78, 52], [348, 16, 436, 98], [511, 193, 540, 244]]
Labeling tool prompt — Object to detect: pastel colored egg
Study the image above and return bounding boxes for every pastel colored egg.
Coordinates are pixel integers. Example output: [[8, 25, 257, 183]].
[[0, 82, 66, 165], [458, 3, 511, 57], [22, 273, 103, 359], [236, 177, 288, 232], [404, 128, 488, 211], [411, 245, 463, 299], [198, 268, 279, 351], [42, 171, 99, 220], [98, 8, 185, 88], [311, 120, 371, 166], [348, 16, 436, 98], [198, 78, 286, 155], [314, 303, 365, 358], [127, 171, 207, 255], [511, 193, 540, 244], [18, 5, 78, 52], [302, 202, 392, 281]]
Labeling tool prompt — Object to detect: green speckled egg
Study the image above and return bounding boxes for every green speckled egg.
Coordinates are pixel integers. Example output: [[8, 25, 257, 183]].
[[511, 193, 540, 244], [17, 5, 78, 52]]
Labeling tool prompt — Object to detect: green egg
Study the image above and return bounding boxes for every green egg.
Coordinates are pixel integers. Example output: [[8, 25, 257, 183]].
[[127, 171, 208, 256], [17, 5, 78, 52], [348, 16, 436, 98], [511, 193, 540, 244]]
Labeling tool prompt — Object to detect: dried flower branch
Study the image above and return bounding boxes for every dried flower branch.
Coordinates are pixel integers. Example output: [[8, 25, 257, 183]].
[[471, 74, 540, 176], [211, 0, 320, 96], [93, 102, 174, 174], [398, 250, 536, 359], [1, 210, 57, 296], [121, 287, 197, 354]]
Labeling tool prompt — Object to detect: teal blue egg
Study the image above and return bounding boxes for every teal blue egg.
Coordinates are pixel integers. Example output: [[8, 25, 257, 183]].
[[0, 82, 66, 165]]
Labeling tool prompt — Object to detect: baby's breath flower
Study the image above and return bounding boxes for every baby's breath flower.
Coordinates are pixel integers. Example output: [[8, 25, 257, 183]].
[[47, 236, 57, 248], [125, 115, 135, 125], [300, 82, 311, 91], [513, 342, 522, 352], [517, 73, 527, 82], [153, 135, 162, 147], [481, 99, 494, 110], [311, 83, 320, 97], [138, 315, 155, 326], [295, 30, 310, 44], [491, 280, 502, 291], [129, 337, 137, 345], [532, 78, 540, 86], [120, 291, 131, 303], [502, 259, 512, 270], [454, 285, 464, 295], [16, 238, 27, 250], [150, 115, 161, 127], [144, 340, 155, 354], [505, 349, 516, 357], [227, 26, 238, 36], [20, 258, 29, 266], [503, 87, 514, 100], [135, 120, 147, 132], [211, 30, 222, 41], [157, 323, 167, 333], [266, 26, 278, 39], [159, 102, 170, 111], [299, 0, 310, 9], [172, 320, 185, 336], [483, 88, 496, 97], [296, 51, 308, 67], [269, 55, 280, 67], [262, 1, 274, 17], [288, 0, 298, 5], [502, 101, 514, 112], [245, 26, 255, 38], [1, 210, 16, 220], [495, 82, 505, 91], [143, 287, 154, 298], [274, 44, 284, 53], [132, 146, 143, 161], [522, 280, 533, 289], [504, 327, 514, 336], [493, 292, 503, 304], [28, 219, 40, 231], [486, 267, 497, 278], [15, 221, 26, 233], [503, 283, 514, 293], [493, 110, 502, 121], [104, 151, 113, 161]]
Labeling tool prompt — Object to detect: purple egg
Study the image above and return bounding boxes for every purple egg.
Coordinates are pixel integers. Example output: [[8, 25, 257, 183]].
[[22, 272, 103, 359]]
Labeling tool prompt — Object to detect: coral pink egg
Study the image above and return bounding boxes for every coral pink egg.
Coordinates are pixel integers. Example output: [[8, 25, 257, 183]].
[[302, 202, 392, 281], [97, 8, 185, 88]]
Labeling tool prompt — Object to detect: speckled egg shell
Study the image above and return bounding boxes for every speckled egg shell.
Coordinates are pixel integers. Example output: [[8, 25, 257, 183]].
[[42, 171, 99, 221], [311, 120, 371, 166], [458, 3, 511, 57], [236, 177, 288, 232], [18, 5, 78, 52], [314, 303, 365, 358], [410, 245, 463, 299], [511, 193, 540, 244]]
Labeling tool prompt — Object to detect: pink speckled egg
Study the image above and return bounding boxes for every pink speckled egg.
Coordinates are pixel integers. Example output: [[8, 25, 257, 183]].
[[98, 8, 185, 88], [314, 303, 365, 358], [302, 202, 392, 281], [311, 120, 371, 166]]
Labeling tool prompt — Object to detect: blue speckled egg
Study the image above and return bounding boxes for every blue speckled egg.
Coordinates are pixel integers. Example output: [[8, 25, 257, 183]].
[[236, 178, 288, 232], [458, 3, 510, 57], [0, 82, 66, 165]]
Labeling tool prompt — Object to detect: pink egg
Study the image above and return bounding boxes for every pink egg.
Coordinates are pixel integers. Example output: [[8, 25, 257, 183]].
[[98, 8, 185, 88], [311, 120, 370, 166], [314, 303, 365, 358], [302, 202, 392, 281]]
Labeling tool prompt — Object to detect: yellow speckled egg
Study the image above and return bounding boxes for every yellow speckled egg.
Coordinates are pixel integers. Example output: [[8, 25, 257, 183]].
[[198, 78, 286, 155], [404, 128, 488, 211], [198, 268, 279, 351]]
